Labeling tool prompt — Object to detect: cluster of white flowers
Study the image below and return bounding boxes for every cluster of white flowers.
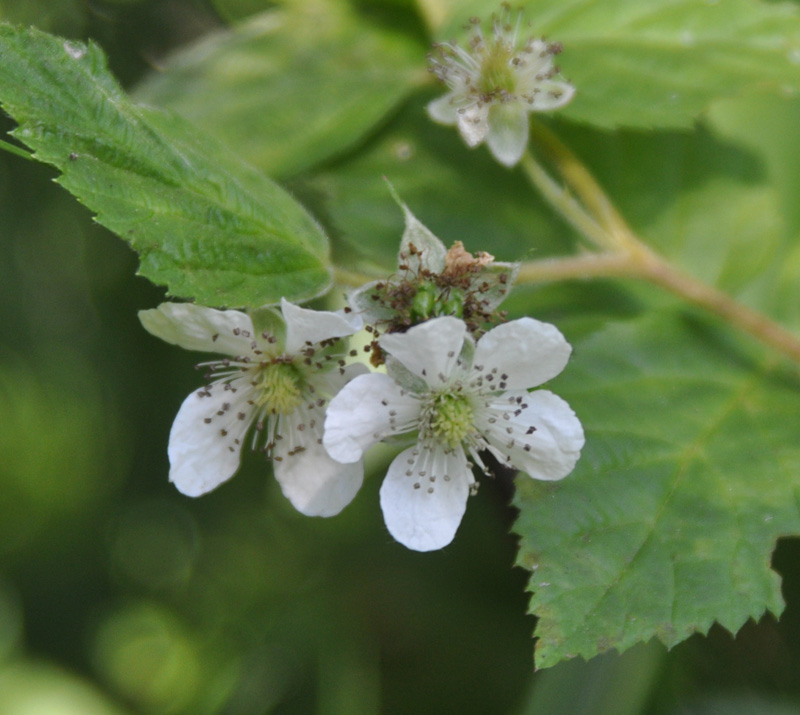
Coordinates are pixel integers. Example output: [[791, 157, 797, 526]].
[[140, 201, 584, 551]]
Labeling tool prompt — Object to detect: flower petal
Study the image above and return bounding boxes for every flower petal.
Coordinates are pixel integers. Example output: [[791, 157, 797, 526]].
[[480, 389, 584, 481], [456, 103, 490, 147], [379, 445, 472, 551], [281, 298, 362, 354], [274, 438, 363, 517], [139, 303, 255, 357], [427, 93, 459, 125], [398, 203, 448, 274], [528, 81, 576, 112], [473, 317, 571, 389], [168, 381, 253, 496], [380, 316, 467, 387], [319, 361, 370, 394], [486, 103, 530, 167], [324, 373, 419, 463]]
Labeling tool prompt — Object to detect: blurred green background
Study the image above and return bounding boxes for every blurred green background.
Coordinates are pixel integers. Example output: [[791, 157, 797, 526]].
[[3, 0, 800, 713]]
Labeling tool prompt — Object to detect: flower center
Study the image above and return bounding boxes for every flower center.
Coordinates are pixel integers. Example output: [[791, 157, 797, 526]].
[[478, 42, 517, 98], [422, 390, 474, 449], [253, 361, 304, 415]]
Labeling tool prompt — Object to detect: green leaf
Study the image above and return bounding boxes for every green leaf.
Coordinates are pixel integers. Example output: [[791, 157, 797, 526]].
[[514, 311, 800, 668], [434, 0, 800, 129], [707, 91, 800, 330], [134, 0, 427, 177], [0, 0, 86, 35], [0, 23, 332, 308], [304, 94, 577, 272], [206, 0, 271, 23]]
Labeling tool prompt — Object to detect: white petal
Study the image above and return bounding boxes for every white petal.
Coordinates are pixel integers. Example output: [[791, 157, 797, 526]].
[[473, 317, 571, 389], [168, 381, 253, 496], [480, 390, 584, 481], [486, 103, 529, 167], [139, 303, 255, 356], [281, 298, 362, 354], [456, 103, 490, 147], [273, 438, 363, 517], [427, 93, 459, 125], [528, 81, 576, 112], [398, 203, 447, 274], [379, 316, 467, 387], [319, 361, 370, 394], [379, 445, 472, 551], [324, 373, 419, 463]]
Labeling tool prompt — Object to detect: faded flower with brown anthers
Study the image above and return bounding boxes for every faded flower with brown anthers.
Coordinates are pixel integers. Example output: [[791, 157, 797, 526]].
[[427, 5, 575, 167]]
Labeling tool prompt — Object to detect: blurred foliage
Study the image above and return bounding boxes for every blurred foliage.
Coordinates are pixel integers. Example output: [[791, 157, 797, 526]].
[[4, 0, 800, 712]]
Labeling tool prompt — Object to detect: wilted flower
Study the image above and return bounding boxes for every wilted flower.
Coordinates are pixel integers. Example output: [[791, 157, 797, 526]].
[[324, 316, 584, 551], [139, 299, 365, 516], [348, 193, 518, 362], [427, 5, 575, 166]]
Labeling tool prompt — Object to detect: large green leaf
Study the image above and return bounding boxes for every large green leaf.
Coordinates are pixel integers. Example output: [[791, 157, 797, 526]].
[[135, 0, 428, 177], [431, 0, 800, 130], [0, 23, 331, 307], [514, 311, 800, 668]]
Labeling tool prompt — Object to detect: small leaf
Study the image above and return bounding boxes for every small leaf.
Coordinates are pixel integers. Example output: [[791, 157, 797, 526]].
[[514, 311, 800, 668], [436, 0, 800, 129], [134, 0, 427, 177], [0, 23, 332, 307]]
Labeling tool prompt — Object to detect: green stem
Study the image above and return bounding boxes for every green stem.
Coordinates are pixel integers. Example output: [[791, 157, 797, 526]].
[[519, 153, 610, 249], [0, 138, 33, 161], [527, 120, 637, 251], [516, 252, 638, 283], [518, 128, 800, 367]]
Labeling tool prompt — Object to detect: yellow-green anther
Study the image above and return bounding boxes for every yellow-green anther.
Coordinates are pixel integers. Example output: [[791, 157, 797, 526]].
[[429, 392, 474, 449], [254, 362, 304, 415], [478, 43, 517, 96]]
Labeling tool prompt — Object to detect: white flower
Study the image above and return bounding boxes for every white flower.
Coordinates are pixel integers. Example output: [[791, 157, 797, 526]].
[[427, 9, 575, 167], [139, 299, 366, 517], [324, 316, 584, 551]]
